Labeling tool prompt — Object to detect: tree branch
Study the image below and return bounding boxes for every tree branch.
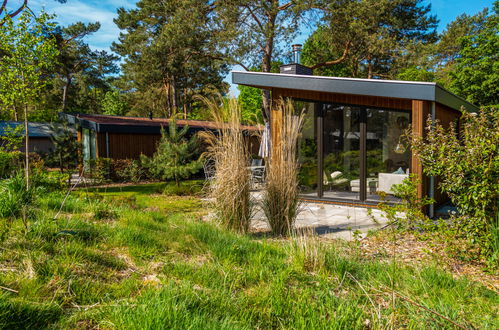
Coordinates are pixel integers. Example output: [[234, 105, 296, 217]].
[[0, 0, 8, 16], [8, 0, 27, 19], [310, 41, 352, 70], [277, 2, 293, 11]]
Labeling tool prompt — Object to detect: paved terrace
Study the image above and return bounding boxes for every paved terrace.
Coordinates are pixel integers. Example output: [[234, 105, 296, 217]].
[[251, 192, 389, 240]]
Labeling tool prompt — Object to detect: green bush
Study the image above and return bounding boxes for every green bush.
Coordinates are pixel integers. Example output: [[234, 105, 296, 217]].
[[0, 151, 22, 178], [142, 119, 202, 186], [411, 108, 499, 260], [85, 158, 112, 183]]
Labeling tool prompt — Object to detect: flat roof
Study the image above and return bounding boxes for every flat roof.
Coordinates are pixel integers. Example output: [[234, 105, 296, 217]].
[[0, 121, 75, 138], [232, 71, 478, 112], [59, 113, 262, 134]]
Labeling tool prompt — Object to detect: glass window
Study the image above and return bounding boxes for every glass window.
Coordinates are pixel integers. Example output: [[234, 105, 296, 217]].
[[296, 101, 318, 195], [322, 104, 361, 200], [366, 108, 411, 201]]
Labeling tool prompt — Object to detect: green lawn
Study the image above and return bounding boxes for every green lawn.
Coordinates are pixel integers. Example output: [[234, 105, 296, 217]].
[[0, 183, 497, 329]]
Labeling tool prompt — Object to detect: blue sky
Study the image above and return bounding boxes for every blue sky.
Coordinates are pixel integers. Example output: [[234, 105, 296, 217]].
[[29, 0, 495, 94]]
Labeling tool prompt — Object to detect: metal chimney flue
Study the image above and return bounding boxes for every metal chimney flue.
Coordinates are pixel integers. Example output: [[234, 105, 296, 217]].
[[279, 43, 312, 75], [292, 44, 302, 64]]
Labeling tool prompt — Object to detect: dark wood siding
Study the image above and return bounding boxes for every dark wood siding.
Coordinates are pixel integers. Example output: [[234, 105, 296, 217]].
[[106, 133, 160, 159], [95, 132, 260, 160], [272, 88, 412, 111]]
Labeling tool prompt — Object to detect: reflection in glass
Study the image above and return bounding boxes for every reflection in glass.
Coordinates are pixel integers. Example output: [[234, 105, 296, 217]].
[[296, 101, 318, 195], [322, 104, 360, 200], [366, 109, 411, 201]]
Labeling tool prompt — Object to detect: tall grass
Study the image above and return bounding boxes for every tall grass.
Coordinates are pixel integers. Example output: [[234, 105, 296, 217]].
[[199, 97, 253, 233], [261, 100, 304, 236]]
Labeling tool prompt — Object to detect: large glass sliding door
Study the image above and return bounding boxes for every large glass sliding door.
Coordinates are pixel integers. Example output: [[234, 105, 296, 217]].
[[296, 99, 411, 203], [321, 104, 361, 200], [366, 108, 411, 201]]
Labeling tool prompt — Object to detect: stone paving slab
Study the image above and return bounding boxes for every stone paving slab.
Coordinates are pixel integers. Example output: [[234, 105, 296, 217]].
[[251, 193, 389, 240]]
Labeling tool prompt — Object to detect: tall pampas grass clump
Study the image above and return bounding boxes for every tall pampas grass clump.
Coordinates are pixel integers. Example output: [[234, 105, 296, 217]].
[[199, 97, 253, 233], [262, 100, 304, 236]]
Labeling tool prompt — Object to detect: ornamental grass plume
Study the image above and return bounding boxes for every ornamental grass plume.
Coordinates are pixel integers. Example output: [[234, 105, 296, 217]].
[[198, 97, 253, 233], [261, 100, 304, 236]]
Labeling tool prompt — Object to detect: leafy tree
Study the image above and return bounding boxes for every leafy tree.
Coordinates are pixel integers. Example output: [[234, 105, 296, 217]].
[[302, 0, 438, 79], [0, 125, 24, 152], [0, 1, 66, 24], [143, 119, 202, 187], [48, 22, 118, 113], [113, 0, 228, 119], [411, 108, 499, 259], [102, 89, 130, 116], [0, 11, 59, 188], [238, 85, 263, 124], [49, 122, 79, 173], [449, 2, 499, 107], [215, 0, 309, 121]]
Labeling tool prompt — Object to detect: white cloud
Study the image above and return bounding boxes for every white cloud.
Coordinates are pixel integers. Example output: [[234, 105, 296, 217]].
[[30, 0, 137, 53]]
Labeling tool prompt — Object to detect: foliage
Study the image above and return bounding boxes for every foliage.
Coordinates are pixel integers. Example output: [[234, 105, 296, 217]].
[[261, 100, 304, 236], [48, 21, 118, 114], [113, 0, 228, 118], [0, 151, 22, 178], [85, 158, 112, 184], [374, 175, 434, 230], [0, 10, 59, 188], [200, 97, 253, 233], [48, 122, 80, 172], [0, 11, 59, 120], [0, 125, 24, 151], [215, 0, 309, 120], [142, 119, 202, 186], [101, 89, 130, 116], [237, 85, 264, 124], [302, 0, 437, 79], [449, 3, 499, 107], [411, 108, 499, 258]]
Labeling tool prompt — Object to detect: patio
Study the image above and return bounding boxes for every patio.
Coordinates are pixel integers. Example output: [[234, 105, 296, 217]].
[[251, 192, 389, 240]]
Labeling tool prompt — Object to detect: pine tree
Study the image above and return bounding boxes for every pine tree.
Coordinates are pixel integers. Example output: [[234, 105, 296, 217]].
[[144, 119, 202, 187], [49, 122, 79, 173]]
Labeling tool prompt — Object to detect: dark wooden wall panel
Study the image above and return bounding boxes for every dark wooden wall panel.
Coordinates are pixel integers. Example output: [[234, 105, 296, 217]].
[[272, 88, 412, 111], [96, 132, 260, 160], [108, 133, 160, 159]]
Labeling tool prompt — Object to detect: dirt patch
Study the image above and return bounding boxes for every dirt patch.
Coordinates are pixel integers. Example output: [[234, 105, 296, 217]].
[[360, 232, 498, 292]]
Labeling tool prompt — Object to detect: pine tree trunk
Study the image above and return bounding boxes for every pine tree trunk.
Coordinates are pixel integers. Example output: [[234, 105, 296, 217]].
[[62, 75, 72, 111]]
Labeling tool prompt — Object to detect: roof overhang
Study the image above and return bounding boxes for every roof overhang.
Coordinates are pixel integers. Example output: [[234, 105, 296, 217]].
[[232, 71, 479, 112]]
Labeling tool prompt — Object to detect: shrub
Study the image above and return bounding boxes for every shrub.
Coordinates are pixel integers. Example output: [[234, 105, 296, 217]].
[[0, 151, 22, 178], [48, 122, 80, 172], [142, 118, 202, 186], [113, 159, 148, 183], [411, 107, 499, 259], [375, 174, 434, 230], [261, 100, 304, 236], [199, 97, 253, 233], [85, 158, 112, 184]]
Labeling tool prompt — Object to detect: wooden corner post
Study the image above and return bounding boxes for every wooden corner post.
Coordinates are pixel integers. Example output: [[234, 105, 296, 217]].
[[411, 100, 430, 199]]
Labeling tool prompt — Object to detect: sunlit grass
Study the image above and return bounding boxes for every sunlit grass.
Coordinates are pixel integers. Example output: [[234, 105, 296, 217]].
[[0, 183, 497, 329]]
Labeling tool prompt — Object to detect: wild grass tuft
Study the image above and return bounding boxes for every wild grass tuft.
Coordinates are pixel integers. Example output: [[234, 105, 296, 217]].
[[261, 100, 304, 236], [199, 97, 253, 233]]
